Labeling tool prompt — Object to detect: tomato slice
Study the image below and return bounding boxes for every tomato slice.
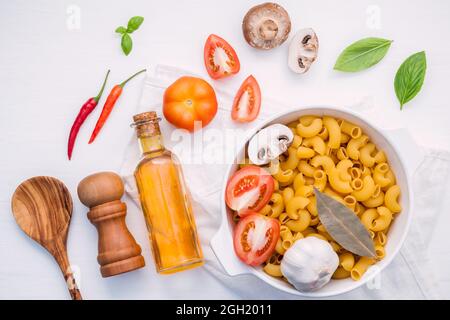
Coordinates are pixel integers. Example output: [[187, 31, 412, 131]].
[[225, 165, 274, 216], [234, 214, 280, 266], [204, 34, 240, 80], [231, 75, 261, 123]]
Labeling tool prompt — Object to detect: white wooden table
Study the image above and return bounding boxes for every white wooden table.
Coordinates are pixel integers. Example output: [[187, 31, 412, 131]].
[[1, 0, 449, 299]]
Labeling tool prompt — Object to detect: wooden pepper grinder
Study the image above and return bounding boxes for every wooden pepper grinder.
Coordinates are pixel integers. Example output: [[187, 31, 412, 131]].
[[77, 172, 145, 277]]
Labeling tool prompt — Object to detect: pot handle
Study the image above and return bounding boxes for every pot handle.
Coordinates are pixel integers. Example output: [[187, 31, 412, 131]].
[[382, 127, 424, 177], [210, 221, 251, 276]]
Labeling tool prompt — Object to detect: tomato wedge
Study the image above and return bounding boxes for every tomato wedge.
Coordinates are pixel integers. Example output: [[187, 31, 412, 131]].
[[231, 75, 261, 123], [234, 213, 280, 266], [225, 165, 274, 216], [204, 34, 240, 80]]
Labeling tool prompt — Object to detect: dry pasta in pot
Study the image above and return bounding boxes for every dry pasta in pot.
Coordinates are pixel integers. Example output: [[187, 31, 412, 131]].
[[257, 115, 401, 282]]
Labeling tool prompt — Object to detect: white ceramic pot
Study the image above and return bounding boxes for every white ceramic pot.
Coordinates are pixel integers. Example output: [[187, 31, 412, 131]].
[[211, 106, 423, 298]]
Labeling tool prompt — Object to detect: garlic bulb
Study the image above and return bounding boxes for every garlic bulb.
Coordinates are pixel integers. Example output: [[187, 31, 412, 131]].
[[280, 237, 339, 292]]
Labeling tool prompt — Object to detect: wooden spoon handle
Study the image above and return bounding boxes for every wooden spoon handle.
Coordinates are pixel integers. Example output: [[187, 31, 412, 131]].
[[65, 272, 82, 300], [48, 237, 83, 300]]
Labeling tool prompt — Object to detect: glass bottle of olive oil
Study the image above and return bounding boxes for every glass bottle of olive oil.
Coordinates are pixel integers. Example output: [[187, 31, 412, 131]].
[[132, 111, 204, 274]]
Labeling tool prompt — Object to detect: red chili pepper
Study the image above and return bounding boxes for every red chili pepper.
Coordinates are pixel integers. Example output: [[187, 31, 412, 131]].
[[67, 70, 110, 160], [88, 69, 147, 144]]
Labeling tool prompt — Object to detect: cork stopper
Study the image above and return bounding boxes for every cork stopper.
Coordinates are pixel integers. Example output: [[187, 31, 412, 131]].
[[132, 111, 161, 138]]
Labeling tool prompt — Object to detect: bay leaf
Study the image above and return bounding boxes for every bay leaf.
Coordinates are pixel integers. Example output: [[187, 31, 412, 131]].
[[314, 188, 376, 257]]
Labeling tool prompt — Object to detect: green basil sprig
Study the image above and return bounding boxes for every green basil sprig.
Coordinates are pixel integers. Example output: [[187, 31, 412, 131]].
[[334, 37, 393, 72], [120, 33, 132, 56], [115, 16, 144, 56], [394, 51, 427, 109]]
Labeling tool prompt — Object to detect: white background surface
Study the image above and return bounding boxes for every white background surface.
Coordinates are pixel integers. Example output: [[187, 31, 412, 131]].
[[1, 0, 449, 299]]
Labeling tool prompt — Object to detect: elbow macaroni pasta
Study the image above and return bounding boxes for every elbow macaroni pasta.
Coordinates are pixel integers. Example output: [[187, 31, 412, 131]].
[[285, 210, 311, 232], [332, 267, 351, 279], [337, 147, 349, 160], [295, 184, 314, 197], [311, 155, 335, 173], [347, 135, 369, 160], [339, 252, 355, 271], [371, 206, 393, 231], [362, 191, 385, 208], [296, 118, 323, 138], [263, 263, 283, 277], [286, 196, 310, 219], [336, 159, 353, 181], [328, 168, 353, 194], [374, 245, 385, 259], [273, 166, 296, 185], [261, 193, 284, 218], [351, 257, 375, 281], [313, 169, 327, 191], [340, 133, 350, 144], [359, 143, 377, 168], [373, 163, 391, 187], [352, 176, 376, 201], [296, 146, 315, 159], [256, 115, 402, 284], [384, 185, 401, 213], [281, 147, 301, 170], [303, 136, 326, 155], [291, 135, 303, 148], [340, 120, 362, 139], [298, 160, 316, 177], [323, 116, 341, 149]]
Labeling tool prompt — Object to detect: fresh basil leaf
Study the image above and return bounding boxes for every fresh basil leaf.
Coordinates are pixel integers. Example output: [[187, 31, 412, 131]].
[[394, 51, 427, 109], [121, 33, 133, 56], [334, 37, 393, 72], [115, 26, 127, 34], [127, 16, 144, 33]]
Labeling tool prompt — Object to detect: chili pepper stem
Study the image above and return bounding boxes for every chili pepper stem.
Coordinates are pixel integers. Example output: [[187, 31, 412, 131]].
[[94, 70, 111, 102], [119, 69, 147, 87]]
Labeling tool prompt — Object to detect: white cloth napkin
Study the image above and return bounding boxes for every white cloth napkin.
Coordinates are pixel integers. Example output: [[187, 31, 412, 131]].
[[120, 65, 450, 300]]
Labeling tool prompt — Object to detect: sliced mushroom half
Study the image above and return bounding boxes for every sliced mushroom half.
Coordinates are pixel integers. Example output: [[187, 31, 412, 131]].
[[288, 28, 319, 74], [242, 2, 291, 50], [248, 124, 294, 165]]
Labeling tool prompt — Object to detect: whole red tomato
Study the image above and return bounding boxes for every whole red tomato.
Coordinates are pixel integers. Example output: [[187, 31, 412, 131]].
[[163, 76, 218, 131]]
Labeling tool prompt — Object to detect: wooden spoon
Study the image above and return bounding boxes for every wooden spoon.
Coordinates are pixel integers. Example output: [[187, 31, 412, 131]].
[[11, 176, 82, 300]]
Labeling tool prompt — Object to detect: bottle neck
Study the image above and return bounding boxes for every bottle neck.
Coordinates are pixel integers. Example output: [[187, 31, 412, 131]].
[[138, 134, 165, 156]]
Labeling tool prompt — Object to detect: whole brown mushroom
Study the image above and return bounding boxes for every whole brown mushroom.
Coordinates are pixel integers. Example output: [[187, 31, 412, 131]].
[[242, 2, 291, 50]]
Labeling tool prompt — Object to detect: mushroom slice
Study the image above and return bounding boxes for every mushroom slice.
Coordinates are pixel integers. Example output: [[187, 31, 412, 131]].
[[242, 2, 291, 50], [288, 28, 319, 74], [248, 124, 294, 165]]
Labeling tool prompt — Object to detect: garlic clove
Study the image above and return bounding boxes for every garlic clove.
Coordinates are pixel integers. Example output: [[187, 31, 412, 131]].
[[288, 28, 319, 74]]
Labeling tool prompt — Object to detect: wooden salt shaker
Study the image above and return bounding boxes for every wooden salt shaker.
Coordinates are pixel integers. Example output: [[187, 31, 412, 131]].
[[77, 172, 145, 277]]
